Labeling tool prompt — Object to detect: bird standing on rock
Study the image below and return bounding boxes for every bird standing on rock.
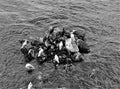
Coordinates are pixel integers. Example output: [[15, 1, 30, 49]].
[[19, 26, 91, 70], [19, 39, 29, 49], [38, 47, 44, 57], [53, 54, 60, 64]]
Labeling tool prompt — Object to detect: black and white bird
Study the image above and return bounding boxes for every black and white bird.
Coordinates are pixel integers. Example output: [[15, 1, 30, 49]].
[[58, 41, 63, 50], [25, 63, 35, 73], [19, 39, 29, 49], [38, 47, 44, 57], [19, 39, 30, 54], [53, 54, 60, 64]]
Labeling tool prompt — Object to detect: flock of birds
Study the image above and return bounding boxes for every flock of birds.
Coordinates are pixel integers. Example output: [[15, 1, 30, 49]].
[[19, 26, 91, 89]]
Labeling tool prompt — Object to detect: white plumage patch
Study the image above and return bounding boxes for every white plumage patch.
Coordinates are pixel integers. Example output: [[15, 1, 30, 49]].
[[21, 39, 28, 48], [28, 82, 33, 89], [25, 63, 35, 70], [38, 47, 44, 57], [53, 55, 59, 63], [58, 41, 63, 50]]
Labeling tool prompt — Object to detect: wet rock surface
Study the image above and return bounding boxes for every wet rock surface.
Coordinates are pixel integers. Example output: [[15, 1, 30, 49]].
[[0, 0, 120, 89]]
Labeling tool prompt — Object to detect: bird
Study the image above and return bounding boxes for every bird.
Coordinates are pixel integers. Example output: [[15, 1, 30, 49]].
[[20, 39, 29, 49], [27, 82, 34, 89], [58, 41, 63, 50], [25, 63, 35, 73], [53, 54, 60, 64], [38, 47, 44, 57]]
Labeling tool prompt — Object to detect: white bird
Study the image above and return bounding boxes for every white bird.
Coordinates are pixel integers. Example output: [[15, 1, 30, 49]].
[[28, 82, 33, 89], [44, 40, 49, 47], [25, 63, 35, 70], [53, 55, 60, 63], [21, 39, 29, 48], [28, 49, 32, 54], [58, 41, 63, 50], [38, 47, 44, 57]]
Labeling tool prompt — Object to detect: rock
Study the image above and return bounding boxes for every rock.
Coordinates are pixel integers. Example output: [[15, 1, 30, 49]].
[[72, 30, 86, 41], [77, 39, 90, 54], [65, 38, 79, 52]]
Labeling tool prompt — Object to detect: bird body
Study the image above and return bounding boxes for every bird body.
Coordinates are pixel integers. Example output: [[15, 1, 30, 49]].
[[25, 63, 35, 70], [58, 41, 63, 50], [28, 82, 33, 89], [38, 48, 44, 57], [21, 39, 29, 48], [53, 55, 59, 63]]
